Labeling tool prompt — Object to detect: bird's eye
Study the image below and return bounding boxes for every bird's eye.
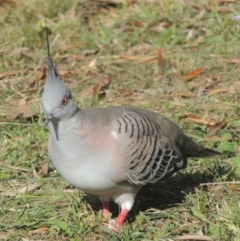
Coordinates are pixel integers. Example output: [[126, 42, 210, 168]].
[[62, 97, 68, 106]]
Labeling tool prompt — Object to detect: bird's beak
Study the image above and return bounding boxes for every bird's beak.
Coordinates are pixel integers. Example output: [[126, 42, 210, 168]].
[[45, 114, 53, 126]]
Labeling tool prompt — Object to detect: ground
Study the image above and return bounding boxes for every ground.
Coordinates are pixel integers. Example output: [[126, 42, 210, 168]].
[[1, 0, 240, 240]]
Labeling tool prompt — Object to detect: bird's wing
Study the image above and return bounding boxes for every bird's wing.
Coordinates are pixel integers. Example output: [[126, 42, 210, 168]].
[[112, 108, 186, 185]]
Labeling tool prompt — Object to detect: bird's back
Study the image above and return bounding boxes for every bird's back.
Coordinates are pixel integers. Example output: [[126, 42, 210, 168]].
[[78, 106, 219, 185], [81, 106, 218, 158]]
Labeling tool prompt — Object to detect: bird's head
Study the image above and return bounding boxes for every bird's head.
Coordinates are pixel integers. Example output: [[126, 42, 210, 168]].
[[42, 27, 77, 125]]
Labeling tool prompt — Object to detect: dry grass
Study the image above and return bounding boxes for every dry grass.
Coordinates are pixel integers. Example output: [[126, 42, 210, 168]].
[[1, 0, 240, 240]]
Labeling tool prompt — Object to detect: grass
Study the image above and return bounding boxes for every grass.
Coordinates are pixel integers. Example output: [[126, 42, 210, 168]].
[[1, 0, 240, 240]]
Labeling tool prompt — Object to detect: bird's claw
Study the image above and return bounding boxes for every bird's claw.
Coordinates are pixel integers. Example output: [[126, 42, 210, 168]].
[[102, 219, 122, 233]]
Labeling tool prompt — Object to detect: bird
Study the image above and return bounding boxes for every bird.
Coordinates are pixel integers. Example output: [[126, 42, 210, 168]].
[[42, 29, 220, 231]]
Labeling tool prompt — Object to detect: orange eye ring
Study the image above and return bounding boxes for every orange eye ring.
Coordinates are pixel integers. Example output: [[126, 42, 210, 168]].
[[62, 97, 68, 106]]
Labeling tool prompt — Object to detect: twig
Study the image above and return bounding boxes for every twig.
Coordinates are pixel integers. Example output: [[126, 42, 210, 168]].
[[199, 181, 240, 186]]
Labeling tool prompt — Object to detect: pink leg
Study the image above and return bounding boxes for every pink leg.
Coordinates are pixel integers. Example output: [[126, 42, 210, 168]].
[[102, 200, 110, 217], [115, 209, 128, 227]]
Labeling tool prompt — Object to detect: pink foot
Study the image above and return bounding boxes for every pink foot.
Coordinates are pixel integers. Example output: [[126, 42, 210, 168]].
[[102, 209, 129, 232]]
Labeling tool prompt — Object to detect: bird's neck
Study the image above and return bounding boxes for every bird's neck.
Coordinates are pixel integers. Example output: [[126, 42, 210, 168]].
[[67, 100, 79, 119], [49, 108, 81, 141]]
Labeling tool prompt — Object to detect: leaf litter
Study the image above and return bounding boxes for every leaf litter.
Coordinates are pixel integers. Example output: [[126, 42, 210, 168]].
[[8, 98, 35, 119], [1, 0, 240, 240]]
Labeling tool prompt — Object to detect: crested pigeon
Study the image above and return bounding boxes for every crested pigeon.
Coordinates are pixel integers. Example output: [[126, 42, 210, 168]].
[[42, 29, 220, 230]]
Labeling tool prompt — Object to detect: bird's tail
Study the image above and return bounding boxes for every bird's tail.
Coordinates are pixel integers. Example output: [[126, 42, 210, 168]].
[[183, 146, 221, 158], [180, 135, 221, 158]]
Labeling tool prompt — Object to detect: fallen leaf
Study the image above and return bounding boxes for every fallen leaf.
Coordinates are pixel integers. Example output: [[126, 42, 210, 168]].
[[18, 183, 42, 194], [221, 58, 240, 64], [0, 69, 28, 80], [38, 162, 49, 178], [21, 51, 35, 60], [126, 0, 136, 6], [133, 56, 157, 65], [173, 92, 197, 98], [189, 2, 232, 13], [27, 67, 46, 87], [174, 234, 213, 240], [92, 77, 112, 98], [204, 136, 225, 142], [206, 120, 227, 137], [82, 49, 99, 56], [218, 0, 239, 4], [183, 68, 204, 82], [53, 53, 69, 60], [10, 47, 29, 58], [88, 59, 97, 68], [157, 48, 164, 73], [229, 181, 239, 190], [58, 69, 81, 77], [70, 54, 84, 60], [32, 168, 39, 178], [127, 43, 151, 55], [183, 113, 216, 126], [119, 55, 157, 65], [149, 19, 173, 32], [120, 54, 137, 59], [128, 20, 143, 27], [28, 227, 49, 235], [0, 233, 8, 240], [8, 107, 20, 120], [59, 43, 82, 52], [0, 0, 16, 6], [8, 98, 35, 119], [117, 87, 134, 96], [204, 79, 222, 89], [208, 88, 228, 96], [0, 191, 16, 197]]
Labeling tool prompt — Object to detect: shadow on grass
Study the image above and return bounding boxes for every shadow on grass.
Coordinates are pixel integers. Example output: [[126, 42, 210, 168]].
[[82, 159, 236, 223]]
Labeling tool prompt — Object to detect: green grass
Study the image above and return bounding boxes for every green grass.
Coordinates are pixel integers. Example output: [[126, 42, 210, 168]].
[[1, 0, 240, 240]]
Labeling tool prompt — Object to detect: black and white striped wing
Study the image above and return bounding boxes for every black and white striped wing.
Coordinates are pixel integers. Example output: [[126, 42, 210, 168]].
[[114, 110, 186, 185]]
